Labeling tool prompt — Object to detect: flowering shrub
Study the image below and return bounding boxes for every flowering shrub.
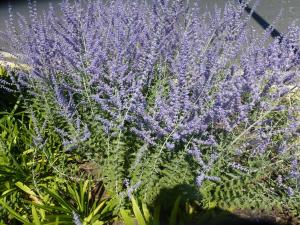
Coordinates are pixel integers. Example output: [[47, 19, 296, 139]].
[[1, 0, 299, 208]]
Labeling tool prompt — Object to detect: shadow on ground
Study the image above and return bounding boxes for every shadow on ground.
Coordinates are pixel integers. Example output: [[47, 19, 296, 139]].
[[152, 184, 296, 225], [189, 208, 292, 225]]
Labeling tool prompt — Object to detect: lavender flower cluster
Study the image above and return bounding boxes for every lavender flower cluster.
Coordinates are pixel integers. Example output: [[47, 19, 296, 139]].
[[1, 0, 299, 198]]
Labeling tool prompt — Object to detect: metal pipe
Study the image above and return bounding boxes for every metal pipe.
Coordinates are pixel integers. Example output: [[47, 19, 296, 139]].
[[237, 1, 299, 70], [238, 0, 283, 41]]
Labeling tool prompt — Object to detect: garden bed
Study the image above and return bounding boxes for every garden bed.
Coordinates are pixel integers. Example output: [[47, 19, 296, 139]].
[[0, 0, 299, 224]]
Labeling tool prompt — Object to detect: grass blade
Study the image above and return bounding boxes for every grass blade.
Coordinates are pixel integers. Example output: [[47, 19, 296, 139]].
[[32, 205, 41, 225], [85, 200, 106, 223], [153, 205, 160, 225], [131, 196, 146, 225], [42, 186, 75, 212], [170, 196, 181, 225], [120, 209, 135, 225], [142, 202, 151, 223], [0, 199, 30, 224]]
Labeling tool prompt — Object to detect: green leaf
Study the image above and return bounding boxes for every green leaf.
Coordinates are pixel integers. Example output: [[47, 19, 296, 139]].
[[55, 216, 60, 225], [0, 199, 30, 224], [67, 183, 82, 212], [32, 205, 41, 225], [0, 66, 6, 77], [131, 196, 146, 225], [92, 221, 105, 225], [100, 198, 118, 216], [82, 180, 89, 213], [42, 216, 61, 225], [170, 196, 181, 225], [22, 148, 34, 155], [153, 205, 160, 225], [15, 181, 36, 196], [44, 214, 73, 221], [43, 220, 73, 225], [142, 203, 151, 223], [85, 200, 106, 223], [24, 200, 70, 214], [41, 186, 76, 212], [1, 188, 16, 197], [120, 209, 135, 225]]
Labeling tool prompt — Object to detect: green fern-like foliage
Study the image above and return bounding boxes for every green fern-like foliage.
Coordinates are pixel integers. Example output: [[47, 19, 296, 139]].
[[125, 142, 198, 205], [199, 153, 300, 219], [195, 86, 300, 219]]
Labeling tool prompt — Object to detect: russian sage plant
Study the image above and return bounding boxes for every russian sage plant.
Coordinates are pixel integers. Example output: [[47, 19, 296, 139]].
[[1, 0, 299, 205]]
